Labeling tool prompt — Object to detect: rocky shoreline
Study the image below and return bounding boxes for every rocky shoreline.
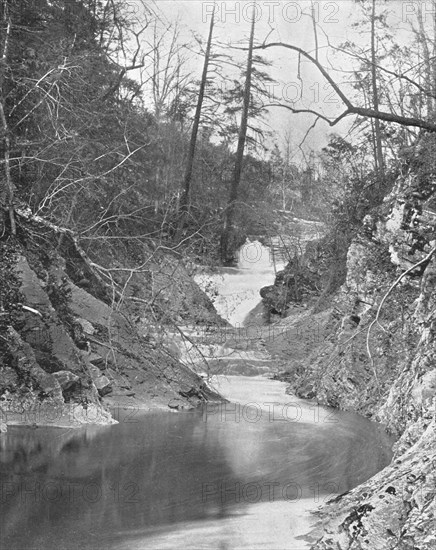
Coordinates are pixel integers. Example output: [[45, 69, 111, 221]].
[[0, 216, 224, 433], [264, 159, 436, 549]]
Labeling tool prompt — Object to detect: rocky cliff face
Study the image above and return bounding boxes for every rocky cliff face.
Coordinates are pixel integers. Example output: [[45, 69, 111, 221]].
[[260, 240, 324, 316], [275, 136, 435, 549], [0, 217, 221, 432]]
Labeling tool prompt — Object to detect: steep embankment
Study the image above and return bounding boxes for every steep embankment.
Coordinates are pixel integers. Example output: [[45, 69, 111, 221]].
[[0, 215, 222, 432], [269, 138, 435, 549]]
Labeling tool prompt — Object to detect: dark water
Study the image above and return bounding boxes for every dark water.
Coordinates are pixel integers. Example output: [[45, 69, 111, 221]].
[[0, 377, 394, 550]]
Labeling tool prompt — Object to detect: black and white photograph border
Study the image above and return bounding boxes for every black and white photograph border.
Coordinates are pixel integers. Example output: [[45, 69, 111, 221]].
[[0, 1, 435, 549]]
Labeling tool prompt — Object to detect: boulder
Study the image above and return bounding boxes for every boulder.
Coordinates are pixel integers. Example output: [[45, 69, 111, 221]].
[[88, 365, 112, 396], [15, 256, 90, 374], [6, 327, 63, 402], [75, 317, 95, 335], [94, 376, 112, 396], [168, 398, 184, 410], [168, 397, 194, 411], [0, 367, 19, 392], [52, 370, 80, 391]]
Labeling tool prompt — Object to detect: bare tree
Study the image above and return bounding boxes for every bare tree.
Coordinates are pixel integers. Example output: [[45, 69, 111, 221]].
[[220, 4, 256, 264], [144, 20, 191, 122], [413, 0, 436, 118], [179, 3, 216, 214]]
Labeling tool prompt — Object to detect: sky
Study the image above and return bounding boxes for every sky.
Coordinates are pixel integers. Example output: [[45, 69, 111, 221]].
[[136, 0, 423, 163]]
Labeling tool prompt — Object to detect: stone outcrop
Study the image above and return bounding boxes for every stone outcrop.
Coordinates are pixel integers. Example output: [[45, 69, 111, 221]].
[[273, 136, 436, 549], [0, 218, 222, 431], [260, 240, 324, 315], [309, 423, 435, 550], [0, 326, 115, 428]]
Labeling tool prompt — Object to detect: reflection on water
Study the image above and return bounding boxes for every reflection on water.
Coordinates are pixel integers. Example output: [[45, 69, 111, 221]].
[[0, 377, 394, 550]]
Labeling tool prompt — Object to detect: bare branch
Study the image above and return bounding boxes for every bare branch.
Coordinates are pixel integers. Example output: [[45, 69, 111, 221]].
[[263, 102, 351, 126], [366, 247, 436, 393], [253, 42, 436, 132], [299, 116, 321, 150]]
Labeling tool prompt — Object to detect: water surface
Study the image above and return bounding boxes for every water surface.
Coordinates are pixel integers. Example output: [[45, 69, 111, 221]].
[[0, 376, 394, 550]]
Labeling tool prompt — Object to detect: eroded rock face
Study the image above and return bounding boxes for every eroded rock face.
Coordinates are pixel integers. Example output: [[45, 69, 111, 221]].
[[6, 327, 64, 403], [0, 326, 115, 427], [88, 365, 112, 396], [310, 422, 435, 550], [299, 139, 436, 549], [15, 256, 90, 375], [66, 278, 218, 409], [260, 241, 324, 314], [52, 370, 80, 391], [1, 229, 221, 429]]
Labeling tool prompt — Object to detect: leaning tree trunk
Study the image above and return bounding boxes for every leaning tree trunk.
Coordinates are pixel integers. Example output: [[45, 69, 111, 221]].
[[220, 5, 256, 264], [179, 4, 215, 216]]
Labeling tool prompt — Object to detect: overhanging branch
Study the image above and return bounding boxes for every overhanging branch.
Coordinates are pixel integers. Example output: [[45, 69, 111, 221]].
[[254, 42, 436, 133]]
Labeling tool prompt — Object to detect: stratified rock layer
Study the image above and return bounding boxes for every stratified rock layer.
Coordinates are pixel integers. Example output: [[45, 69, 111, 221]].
[[273, 137, 436, 549], [0, 219, 222, 430]]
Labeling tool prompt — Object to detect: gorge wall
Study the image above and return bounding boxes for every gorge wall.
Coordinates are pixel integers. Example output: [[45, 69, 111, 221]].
[[270, 137, 436, 549], [0, 215, 222, 432]]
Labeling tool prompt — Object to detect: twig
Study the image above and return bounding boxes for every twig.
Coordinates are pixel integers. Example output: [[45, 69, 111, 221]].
[[127, 295, 212, 377], [366, 247, 436, 392], [21, 305, 43, 317]]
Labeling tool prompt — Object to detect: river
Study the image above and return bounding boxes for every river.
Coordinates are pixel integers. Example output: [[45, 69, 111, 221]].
[[0, 376, 393, 550], [0, 238, 395, 550]]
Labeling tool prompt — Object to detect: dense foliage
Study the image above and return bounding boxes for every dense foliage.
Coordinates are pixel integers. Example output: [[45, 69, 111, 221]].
[[1, 0, 435, 270], [0, 0, 323, 266]]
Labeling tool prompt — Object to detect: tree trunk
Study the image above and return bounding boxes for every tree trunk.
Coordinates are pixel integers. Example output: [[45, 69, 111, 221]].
[[417, 4, 434, 117], [179, 5, 215, 214], [371, 0, 384, 187], [0, 10, 15, 235], [433, 0, 436, 119], [220, 5, 256, 264]]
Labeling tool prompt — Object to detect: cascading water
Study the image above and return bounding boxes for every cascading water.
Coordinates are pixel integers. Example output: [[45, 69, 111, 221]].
[[195, 216, 324, 327], [194, 239, 285, 326]]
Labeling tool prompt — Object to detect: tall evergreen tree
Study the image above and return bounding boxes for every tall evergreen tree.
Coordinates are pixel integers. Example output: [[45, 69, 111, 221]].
[[220, 3, 256, 264]]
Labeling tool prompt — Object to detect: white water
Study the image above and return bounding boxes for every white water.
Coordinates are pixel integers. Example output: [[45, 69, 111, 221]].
[[195, 240, 285, 326], [195, 218, 324, 327]]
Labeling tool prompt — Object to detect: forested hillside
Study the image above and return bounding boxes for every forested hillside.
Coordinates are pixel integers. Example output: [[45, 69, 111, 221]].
[[0, 0, 325, 261]]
